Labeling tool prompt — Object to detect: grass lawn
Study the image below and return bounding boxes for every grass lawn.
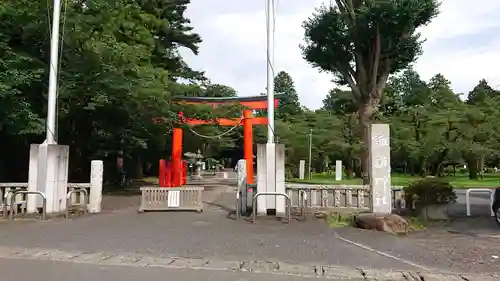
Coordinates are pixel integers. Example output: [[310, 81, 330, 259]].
[[290, 173, 500, 188]]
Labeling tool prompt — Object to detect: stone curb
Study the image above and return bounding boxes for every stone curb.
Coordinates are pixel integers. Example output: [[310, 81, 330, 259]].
[[0, 246, 497, 280]]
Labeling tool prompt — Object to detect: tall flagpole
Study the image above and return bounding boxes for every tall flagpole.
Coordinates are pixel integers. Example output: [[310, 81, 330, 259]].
[[46, 0, 62, 144], [266, 0, 275, 143]]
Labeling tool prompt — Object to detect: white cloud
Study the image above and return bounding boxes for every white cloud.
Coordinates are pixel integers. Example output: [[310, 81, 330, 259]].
[[181, 0, 500, 109]]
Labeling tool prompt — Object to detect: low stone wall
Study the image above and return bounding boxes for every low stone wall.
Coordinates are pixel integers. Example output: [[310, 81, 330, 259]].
[[285, 183, 405, 212]]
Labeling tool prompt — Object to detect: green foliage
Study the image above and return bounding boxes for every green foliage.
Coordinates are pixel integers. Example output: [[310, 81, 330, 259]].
[[404, 178, 457, 208], [301, 0, 439, 100], [0, 0, 234, 181], [326, 212, 354, 228], [301, 0, 440, 183], [3, 0, 500, 189], [274, 71, 303, 120]]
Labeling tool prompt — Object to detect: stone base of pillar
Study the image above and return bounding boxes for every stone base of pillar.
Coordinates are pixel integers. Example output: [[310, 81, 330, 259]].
[[256, 143, 285, 217], [28, 143, 69, 214]]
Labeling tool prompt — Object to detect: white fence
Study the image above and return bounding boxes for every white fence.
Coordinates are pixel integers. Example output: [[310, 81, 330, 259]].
[[0, 160, 103, 217], [285, 184, 405, 212]]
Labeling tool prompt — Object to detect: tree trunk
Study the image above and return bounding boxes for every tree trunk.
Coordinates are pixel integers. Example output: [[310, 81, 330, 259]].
[[358, 103, 374, 185], [346, 158, 353, 180], [134, 154, 144, 179], [467, 157, 478, 180]]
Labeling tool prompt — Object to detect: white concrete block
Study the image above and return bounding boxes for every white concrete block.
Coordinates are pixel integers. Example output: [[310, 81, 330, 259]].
[[256, 144, 267, 215], [88, 160, 103, 213], [36, 144, 69, 214], [275, 144, 285, 217], [27, 144, 39, 213], [335, 160, 342, 181], [237, 159, 247, 193], [299, 160, 305, 180], [265, 143, 276, 210]]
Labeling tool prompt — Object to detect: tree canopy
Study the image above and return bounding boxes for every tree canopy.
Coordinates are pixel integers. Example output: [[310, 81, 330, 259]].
[[1, 0, 499, 187], [301, 0, 440, 182]]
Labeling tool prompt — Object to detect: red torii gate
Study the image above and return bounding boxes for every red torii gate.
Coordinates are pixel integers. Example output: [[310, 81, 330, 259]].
[[164, 95, 280, 187]]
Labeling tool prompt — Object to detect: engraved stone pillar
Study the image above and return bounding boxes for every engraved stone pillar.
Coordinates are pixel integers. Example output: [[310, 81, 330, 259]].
[[335, 160, 342, 181], [237, 159, 247, 193], [88, 160, 103, 213], [299, 160, 305, 180], [369, 124, 392, 214]]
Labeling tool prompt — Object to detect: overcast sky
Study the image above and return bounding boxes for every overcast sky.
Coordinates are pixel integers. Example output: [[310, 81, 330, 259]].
[[180, 0, 500, 109]]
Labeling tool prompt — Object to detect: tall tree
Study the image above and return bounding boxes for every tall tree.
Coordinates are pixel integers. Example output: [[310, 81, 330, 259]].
[[274, 71, 302, 120], [301, 0, 439, 183], [467, 79, 499, 105], [322, 88, 357, 114], [203, 83, 237, 97]]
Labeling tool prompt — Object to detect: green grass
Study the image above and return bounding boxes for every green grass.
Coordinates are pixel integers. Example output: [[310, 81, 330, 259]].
[[325, 212, 355, 228], [291, 173, 500, 188]]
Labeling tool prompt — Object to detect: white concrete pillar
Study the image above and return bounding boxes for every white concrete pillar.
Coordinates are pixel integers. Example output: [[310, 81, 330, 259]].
[[369, 124, 392, 214], [275, 144, 285, 217], [265, 143, 276, 211], [88, 160, 103, 213], [335, 160, 342, 181], [237, 159, 247, 192], [27, 144, 39, 213], [256, 144, 267, 215], [36, 144, 69, 214], [299, 160, 305, 180]]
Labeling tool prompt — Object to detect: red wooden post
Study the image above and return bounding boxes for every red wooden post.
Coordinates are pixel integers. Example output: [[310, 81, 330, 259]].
[[243, 110, 254, 184], [165, 161, 172, 187], [159, 159, 166, 187], [172, 128, 183, 187], [182, 160, 187, 185]]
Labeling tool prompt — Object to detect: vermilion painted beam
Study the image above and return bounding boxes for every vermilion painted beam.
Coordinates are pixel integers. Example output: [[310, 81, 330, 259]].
[[182, 117, 268, 126], [178, 100, 279, 110]]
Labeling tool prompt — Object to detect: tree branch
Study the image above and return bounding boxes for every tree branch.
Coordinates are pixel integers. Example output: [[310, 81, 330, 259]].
[[337, 65, 361, 101], [372, 58, 391, 105], [336, 0, 366, 93], [370, 25, 381, 92]]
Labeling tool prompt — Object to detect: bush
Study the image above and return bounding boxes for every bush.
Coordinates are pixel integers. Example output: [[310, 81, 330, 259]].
[[404, 177, 457, 209]]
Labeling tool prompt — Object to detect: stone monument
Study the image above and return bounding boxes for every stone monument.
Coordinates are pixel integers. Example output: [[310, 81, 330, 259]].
[[335, 160, 342, 181], [299, 160, 305, 180], [369, 124, 392, 214]]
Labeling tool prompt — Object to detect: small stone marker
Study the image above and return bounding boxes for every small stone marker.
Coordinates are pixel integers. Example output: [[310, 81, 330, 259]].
[[335, 160, 342, 181], [299, 160, 305, 180]]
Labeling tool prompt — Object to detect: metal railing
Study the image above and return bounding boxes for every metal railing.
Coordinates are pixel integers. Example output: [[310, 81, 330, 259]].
[[252, 192, 291, 223], [465, 188, 494, 217], [236, 191, 241, 220], [2, 187, 28, 218], [66, 188, 89, 219], [9, 191, 46, 220]]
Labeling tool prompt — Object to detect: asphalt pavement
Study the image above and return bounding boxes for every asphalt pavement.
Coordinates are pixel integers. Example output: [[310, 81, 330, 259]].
[[0, 175, 498, 281], [0, 258, 338, 281]]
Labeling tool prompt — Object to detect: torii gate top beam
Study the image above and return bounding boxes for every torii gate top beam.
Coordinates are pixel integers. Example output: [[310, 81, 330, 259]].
[[173, 95, 282, 126], [172, 95, 282, 110]]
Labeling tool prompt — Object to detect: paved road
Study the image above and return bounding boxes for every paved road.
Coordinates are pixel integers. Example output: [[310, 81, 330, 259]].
[[0, 258, 336, 281], [0, 179, 499, 280], [0, 246, 493, 281], [0, 209, 415, 270]]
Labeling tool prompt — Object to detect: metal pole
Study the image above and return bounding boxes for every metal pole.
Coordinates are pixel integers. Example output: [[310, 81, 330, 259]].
[[266, 0, 275, 144], [308, 129, 312, 180], [46, 0, 62, 144]]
